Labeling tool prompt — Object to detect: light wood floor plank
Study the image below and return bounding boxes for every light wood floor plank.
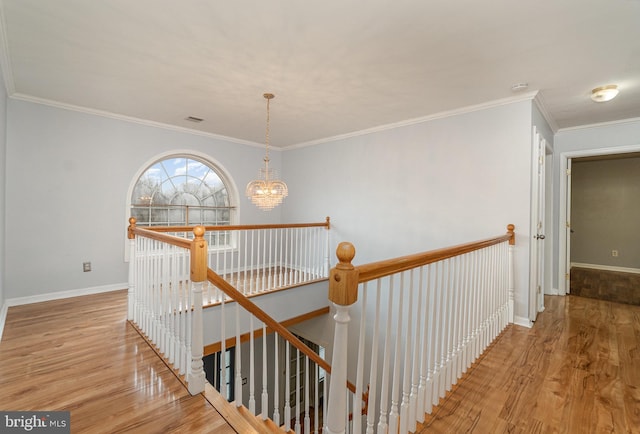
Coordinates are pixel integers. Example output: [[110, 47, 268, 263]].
[[418, 295, 640, 433], [3, 291, 638, 433], [0, 290, 236, 434]]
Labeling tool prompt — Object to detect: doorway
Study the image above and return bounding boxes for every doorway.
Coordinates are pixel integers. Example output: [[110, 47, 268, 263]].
[[558, 145, 640, 295]]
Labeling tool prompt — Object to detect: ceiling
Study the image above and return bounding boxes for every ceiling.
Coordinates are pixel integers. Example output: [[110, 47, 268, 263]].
[[1, 0, 639, 148]]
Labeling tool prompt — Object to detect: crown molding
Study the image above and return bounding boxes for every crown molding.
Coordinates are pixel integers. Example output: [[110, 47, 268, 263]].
[[283, 91, 540, 150], [9, 93, 283, 151], [557, 116, 640, 133]]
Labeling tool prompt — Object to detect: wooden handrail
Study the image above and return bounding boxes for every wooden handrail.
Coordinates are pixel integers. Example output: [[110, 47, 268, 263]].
[[356, 225, 515, 283], [128, 218, 192, 249], [203, 307, 330, 356], [206, 268, 356, 395], [141, 216, 330, 233]]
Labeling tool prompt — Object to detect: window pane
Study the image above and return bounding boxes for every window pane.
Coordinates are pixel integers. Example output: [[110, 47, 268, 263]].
[[131, 156, 234, 230]]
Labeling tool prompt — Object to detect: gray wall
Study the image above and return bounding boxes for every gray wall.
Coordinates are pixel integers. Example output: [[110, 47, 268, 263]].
[[553, 119, 640, 289], [4, 95, 539, 323], [571, 157, 640, 269], [5, 99, 282, 299], [282, 100, 534, 320]]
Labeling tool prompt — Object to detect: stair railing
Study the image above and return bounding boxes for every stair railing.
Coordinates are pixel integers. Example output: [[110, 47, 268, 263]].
[[135, 218, 331, 301], [206, 269, 359, 432], [325, 225, 516, 434], [127, 216, 355, 432]]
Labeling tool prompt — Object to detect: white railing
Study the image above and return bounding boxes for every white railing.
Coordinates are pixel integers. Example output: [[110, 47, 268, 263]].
[[205, 270, 355, 433], [325, 225, 516, 434], [137, 219, 331, 303], [126, 217, 336, 421], [127, 221, 208, 395]]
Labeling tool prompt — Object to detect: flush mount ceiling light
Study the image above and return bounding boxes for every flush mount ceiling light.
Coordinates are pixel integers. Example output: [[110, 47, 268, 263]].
[[245, 93, 288, 211], [591, 85, 619, 102]]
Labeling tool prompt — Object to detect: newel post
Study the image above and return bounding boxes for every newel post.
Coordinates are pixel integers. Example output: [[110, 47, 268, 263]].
[[127, 217, 137, 321], [326, 242, 359, 434], [188, 225, 208, 395], [507, 224, 516, 323]]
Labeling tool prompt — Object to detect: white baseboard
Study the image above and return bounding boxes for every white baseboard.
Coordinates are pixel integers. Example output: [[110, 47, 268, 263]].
[[571, 262, 640, 275], [545, 288, 560, 296], [514, 315, 533, 328], [5, 283, 128, 308]]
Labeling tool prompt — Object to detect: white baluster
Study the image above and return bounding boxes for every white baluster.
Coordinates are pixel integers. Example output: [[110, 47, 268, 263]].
[[187, 280, 206, 395], [235, 302, 242, 407], [260, 230, 266, 292], [304, 355, 310, 434], [268, 228, 273, 289], [220, 293, 226, 399], [249, 316, 256, 414], [278, 225, 286, 287], [365, 280, 382, 434], [424, 264, 436, 414], [353, 283, 367, 434], [295, 228, 301, 284], [447, 256, 457, 389], [285, 341, 291, 432], [322, 369, 328, 433], [377, 277, 393, 433], [273, 334, 280, 425], [260, 323, 269, 420], [400, 270, 414, 434], [262, 322, 268, 420], [314, 363, 319, 434], [410, 267, 422, 428], [508, 237, 515, 324], [250, 230, 255, 293], [295, 347, 301, 434], [388, 274, 403, 434]]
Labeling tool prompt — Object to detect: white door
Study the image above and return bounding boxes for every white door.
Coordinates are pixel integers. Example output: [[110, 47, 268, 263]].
[[565, 158, 572, 294], [529, 127, 547, 320]]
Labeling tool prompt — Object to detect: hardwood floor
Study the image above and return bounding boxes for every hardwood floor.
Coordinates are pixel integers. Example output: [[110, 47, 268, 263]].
[[418, 294, 640, 433], [0, 290, 237, 433], [2, 291, 638, 433]]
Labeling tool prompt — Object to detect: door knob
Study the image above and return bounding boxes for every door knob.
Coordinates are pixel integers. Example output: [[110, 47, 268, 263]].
[[535, 234, 545, 240]]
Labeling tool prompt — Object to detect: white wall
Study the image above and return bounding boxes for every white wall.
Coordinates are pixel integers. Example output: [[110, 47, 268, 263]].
[[4, 99, 283, 300], [282, 100, 534, 320], [552, 119, 640, 289]]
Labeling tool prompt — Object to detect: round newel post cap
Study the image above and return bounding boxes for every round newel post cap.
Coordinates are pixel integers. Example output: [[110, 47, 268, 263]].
[[193, 225, 205, 239], [127, 217, 137, 239], [336, 242, 356, 270], [507, 224, 515, 245]]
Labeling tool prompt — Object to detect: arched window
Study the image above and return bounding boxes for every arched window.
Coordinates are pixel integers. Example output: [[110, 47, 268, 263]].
[[130, 156, 236, 227]]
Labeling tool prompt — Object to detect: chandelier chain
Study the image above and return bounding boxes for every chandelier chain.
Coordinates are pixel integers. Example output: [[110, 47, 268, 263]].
[[245, 92, 288, 211]]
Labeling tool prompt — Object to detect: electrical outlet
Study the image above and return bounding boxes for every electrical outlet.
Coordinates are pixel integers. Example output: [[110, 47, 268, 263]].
[[611, 250, 619, 257], [83, 262, 92, 272]]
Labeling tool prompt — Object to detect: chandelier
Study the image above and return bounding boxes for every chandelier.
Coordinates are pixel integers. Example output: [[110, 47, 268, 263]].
[[246, 93, 288, 211]]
